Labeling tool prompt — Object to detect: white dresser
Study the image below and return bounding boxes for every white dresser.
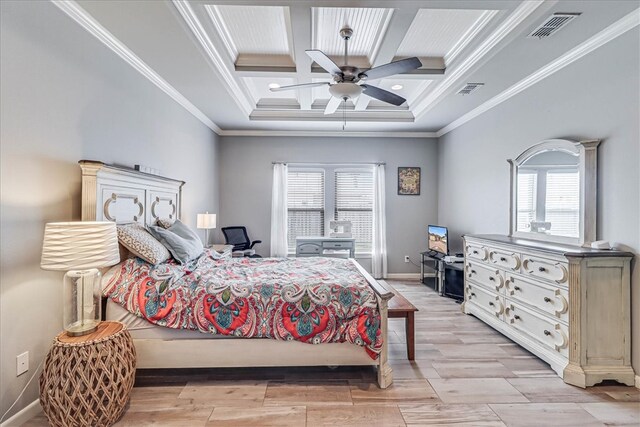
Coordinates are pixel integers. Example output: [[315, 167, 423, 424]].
[[462, 234, 634, 388]]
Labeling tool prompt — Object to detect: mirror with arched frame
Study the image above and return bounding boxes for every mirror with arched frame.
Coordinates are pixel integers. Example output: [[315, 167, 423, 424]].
[[508, 139, 600, 247]]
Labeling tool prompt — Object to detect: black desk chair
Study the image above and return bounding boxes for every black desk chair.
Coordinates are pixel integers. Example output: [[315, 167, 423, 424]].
[[221, 226, 262, 258]]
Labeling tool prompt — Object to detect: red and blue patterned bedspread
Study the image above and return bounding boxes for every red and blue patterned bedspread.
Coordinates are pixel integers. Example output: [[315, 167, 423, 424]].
[[104, 251, 382, 358]]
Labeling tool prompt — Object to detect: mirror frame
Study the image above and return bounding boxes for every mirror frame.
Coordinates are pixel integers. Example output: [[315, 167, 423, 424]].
[[508, 138, 600, 247]]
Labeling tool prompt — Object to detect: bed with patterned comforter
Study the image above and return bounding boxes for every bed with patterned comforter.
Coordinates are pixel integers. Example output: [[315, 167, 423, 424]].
[[104, 250, 382, 358]]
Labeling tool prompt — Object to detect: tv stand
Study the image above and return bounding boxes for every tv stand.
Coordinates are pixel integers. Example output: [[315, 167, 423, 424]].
[[420, 251, 464, 300]]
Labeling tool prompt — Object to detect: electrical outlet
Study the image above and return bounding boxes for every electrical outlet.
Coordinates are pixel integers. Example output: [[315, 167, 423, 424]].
[[404, 255, 410, 263], [16, 351, 28, 376]]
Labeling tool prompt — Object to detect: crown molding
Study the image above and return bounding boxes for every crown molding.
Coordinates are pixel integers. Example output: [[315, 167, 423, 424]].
[[412, 0, 546, 119], [172, 0, 254, 116], [437, 8, 640, 137], [218, 130, 438, 138], [51, 0, 221, 134]]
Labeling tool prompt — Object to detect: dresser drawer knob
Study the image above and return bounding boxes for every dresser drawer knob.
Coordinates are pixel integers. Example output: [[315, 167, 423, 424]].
[[544, 330, 551, 336], [513, 315, 521, 320], [513, 286, 521, 291], [473, 250, 478, 254], [500, 257, 507, 262], [544, 297, 552, 303], [488, 302, 495, 306], [538, 266, 547, 272], [489, 277, 495, 281], [471, 270, 477, 274]]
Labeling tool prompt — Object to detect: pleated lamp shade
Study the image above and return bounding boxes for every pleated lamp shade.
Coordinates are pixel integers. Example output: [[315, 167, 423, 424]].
[[41, 221, 120, 271], [197, 213, 217, 229]]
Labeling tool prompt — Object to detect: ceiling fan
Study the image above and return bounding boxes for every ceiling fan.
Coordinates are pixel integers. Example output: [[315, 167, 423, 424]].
[[269, 26, 422, 115]]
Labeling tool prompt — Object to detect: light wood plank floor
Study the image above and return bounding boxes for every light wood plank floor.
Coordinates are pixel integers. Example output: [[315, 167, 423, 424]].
[[24, 281, 639, 426]]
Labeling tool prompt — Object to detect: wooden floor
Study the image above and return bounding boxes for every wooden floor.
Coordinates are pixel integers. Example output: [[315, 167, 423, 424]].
[[24, 281, 639, 426]]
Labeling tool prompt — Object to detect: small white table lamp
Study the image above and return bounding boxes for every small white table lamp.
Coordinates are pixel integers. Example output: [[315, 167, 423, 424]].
[[41, 221, 120, 336], [197, 212, 217, 247]]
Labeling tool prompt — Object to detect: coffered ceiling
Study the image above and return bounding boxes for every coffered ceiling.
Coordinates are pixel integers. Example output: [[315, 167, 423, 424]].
[[61, 0, 639, 136]]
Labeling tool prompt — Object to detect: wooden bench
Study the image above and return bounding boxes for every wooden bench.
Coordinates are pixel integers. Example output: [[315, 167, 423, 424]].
[[384, 283, 418, 360]]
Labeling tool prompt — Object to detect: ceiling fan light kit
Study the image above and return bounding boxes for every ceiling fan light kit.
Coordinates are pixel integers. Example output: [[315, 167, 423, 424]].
[[269, 26, 422, 117]]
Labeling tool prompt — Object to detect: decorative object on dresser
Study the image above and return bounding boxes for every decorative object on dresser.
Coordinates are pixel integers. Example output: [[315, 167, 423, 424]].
[[329, 220, 352, 238], [397, 167, 421, 195], [41, 221, 120, 336], [39, 321, 136, 427], [463, 235, 634, 388], [197, 211, 217, 247], [508, 138, 599, 247]]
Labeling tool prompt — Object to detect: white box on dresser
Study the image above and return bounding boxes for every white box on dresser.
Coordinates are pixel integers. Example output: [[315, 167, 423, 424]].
[[462, 234, 635, 388]]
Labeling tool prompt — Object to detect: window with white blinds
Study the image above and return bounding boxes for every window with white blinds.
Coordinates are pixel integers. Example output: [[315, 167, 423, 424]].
[[517, 172, 538, 232], [287, 170, 324, 250], [335, 171, 374, 253], [545, 171, 579, 237]]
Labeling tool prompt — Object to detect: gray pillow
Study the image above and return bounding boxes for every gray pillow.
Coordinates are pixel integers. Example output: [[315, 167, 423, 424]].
[[147, 220, 203, 264]]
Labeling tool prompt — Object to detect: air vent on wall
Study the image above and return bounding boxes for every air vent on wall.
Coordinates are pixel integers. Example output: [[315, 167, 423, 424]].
[[528, 13, 581, 39], [458, 83, 484, 95]]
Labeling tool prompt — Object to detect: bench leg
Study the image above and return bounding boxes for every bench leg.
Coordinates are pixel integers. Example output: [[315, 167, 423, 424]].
[[406, 312, 415, 361]]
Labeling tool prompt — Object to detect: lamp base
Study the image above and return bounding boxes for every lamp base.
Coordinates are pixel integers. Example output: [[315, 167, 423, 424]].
[[65, 319, 99, 336]]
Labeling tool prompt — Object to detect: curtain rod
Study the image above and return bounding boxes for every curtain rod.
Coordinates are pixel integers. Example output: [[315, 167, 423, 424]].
[[272, 161, 385, 166]]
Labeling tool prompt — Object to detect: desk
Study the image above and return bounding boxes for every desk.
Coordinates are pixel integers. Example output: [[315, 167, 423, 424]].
[[295, 236, 356, 258], [420, 251, 464, 299]]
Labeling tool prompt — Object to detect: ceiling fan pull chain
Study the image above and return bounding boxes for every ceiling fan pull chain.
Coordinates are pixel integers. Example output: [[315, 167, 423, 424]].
[[342, 99, 346, 130]]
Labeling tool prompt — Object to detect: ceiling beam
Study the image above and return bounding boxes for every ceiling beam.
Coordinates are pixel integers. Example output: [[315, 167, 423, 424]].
[[355, 6, 420, 111], [289, 4, 314, 110]]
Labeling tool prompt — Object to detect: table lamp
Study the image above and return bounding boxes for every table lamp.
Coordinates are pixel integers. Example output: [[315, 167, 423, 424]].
[[197, 212, 216, 247], [41, 221, 120, 336]]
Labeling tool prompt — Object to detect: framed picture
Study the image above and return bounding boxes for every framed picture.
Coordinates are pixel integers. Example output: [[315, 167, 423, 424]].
[[398, 167, 421, 195]]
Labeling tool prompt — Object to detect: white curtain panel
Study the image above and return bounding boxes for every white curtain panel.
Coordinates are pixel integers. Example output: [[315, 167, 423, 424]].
[[270, 163, 288, 257], [372, 164, 388, 279]]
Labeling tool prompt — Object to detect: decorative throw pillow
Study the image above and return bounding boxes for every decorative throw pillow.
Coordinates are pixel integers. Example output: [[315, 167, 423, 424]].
[[156, 218, 175, 229], [147, 220, 203, 264], [116, 223, 171, 265]]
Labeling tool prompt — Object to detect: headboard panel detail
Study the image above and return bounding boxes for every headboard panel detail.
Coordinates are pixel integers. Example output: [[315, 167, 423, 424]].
[[80, 160, 184, 226]]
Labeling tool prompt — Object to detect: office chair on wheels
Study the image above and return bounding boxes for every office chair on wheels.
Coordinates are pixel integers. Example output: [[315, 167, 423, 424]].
[[221, 226, 262, 258]]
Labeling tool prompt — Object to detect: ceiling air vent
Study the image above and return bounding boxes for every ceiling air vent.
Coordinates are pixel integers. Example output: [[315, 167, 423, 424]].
[[528, 13, 581, 39], [458, 83, 484, 95]]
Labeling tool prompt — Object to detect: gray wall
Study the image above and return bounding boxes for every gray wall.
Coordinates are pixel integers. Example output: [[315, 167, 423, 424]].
[[0, 1, 219, 420], [218, 136, 439, 274], [437, 29, 640, 373]]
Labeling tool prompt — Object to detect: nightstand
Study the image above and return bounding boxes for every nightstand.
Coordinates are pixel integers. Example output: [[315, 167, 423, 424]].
[[211, 244, 233, 259], [39, 321, 136, 427]]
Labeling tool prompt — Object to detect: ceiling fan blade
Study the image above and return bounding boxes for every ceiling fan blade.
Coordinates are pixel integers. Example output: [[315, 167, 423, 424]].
[[270, 82, 329, 92], [306, 49, 342, 76], [324, 96, 342, 115], [361, 84, 406, 106], [358, 57, 422, 81]]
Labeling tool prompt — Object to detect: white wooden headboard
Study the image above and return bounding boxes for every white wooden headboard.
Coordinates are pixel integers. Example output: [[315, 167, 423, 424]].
[[79, 160, 184, 225]]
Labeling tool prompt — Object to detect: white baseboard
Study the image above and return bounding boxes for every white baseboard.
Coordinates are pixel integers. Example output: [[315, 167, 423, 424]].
[[385, 273, 421, 280], [635, 374, 640, 389], [0, 400, 41, 427]]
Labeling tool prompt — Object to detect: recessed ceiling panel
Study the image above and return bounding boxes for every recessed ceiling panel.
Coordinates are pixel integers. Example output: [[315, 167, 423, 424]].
[[370, 79, 434, 108], [312, 7, 394, 68], [206, 5, 294, 68], [396, 9, 496, 66]]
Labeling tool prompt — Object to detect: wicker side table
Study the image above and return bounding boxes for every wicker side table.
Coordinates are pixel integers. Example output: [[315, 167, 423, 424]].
[[39, 321, 136, 427]]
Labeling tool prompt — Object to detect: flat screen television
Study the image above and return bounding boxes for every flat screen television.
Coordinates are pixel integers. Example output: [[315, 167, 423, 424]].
[[428, 225, 449, 255]]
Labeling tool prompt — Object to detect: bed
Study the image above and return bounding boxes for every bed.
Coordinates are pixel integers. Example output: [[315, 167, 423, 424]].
[[79, 160, 394, 388]]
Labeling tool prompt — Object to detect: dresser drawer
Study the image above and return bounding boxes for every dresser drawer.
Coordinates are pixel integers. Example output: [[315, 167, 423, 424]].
[[505, 274, 568, 323], [488, 248, 521, 272], [297, 243, 321, 254], [466, 282, 504, 318], [521, 255, 568, 285], [466, 243, 488, 262], [466, 261, 504, 293], [322, 241, 353, 250], [505, 300, 569, 357]]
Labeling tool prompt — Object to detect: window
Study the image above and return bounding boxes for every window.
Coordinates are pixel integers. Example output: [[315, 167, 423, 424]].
[[287, 170, 325, 250], [517, 172, 537, 232], [545, 171, 579, 237], [287, 166, 374, 255], [335, 171, 373, 253]]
